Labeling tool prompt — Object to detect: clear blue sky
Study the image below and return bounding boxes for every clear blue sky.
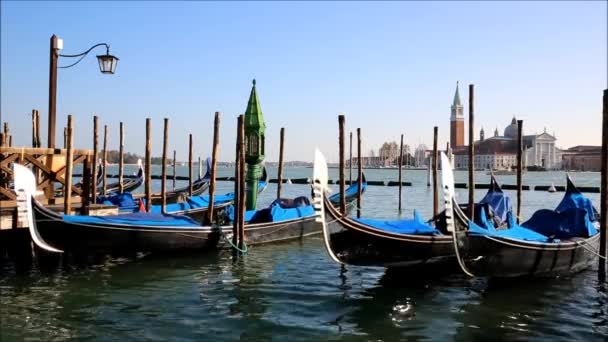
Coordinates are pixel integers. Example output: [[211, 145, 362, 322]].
[[1, 1, 606, 162]]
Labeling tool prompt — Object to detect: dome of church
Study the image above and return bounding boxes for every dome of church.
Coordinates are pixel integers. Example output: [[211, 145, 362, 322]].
[[504, 117, 518, 139]]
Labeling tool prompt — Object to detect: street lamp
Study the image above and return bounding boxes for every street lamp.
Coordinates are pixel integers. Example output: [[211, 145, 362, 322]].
[[47, 34, 119, 148]]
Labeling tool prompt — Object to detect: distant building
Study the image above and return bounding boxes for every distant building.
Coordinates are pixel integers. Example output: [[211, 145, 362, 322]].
[[414, 144, 429, 167], [450, 82, 465, 148], [453, 117, 560, 170], [561, 145, 601, 171]]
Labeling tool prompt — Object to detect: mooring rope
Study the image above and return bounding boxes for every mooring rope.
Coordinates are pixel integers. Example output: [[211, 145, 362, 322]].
[[574, 240, 607, 260], [222, 232, 248, 254]]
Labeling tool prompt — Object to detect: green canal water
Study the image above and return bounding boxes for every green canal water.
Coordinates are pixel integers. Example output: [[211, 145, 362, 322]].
[[1, 168, 606, 341]]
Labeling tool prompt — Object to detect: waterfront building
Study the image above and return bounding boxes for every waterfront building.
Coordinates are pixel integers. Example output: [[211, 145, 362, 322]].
[[453, 117, 560, 170], [561, 145, 601, 171]]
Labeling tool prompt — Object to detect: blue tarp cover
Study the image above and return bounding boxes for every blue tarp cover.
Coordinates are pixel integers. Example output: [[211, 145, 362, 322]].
[[226, 201, 315, 223], [522, 208, 598, 239], [353, 210, 441, 235], [479, 187, 512, 227], [468, 211, 552, 242], [63, 212, 201, 227], [555, 188, 599, 221]]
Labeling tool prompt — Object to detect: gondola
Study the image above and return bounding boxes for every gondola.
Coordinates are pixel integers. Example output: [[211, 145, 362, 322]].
[[13, 163, 219, 253], [149, 158, 213, 204], [146, 166, 270, 224], [101, 159, 145, 195], [442, 153, 601, 278], [217, 171, 368, 247], [313, 149, 455, 268]]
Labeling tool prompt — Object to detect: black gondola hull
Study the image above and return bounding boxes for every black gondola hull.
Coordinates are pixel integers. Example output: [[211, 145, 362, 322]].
[[33, 202, 220, 253], [323, 196, 454, 268], [452, 201, 600, 278]]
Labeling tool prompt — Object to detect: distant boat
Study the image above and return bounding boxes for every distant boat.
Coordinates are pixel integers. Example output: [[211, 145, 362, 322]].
[[548, 183, 556, 192]]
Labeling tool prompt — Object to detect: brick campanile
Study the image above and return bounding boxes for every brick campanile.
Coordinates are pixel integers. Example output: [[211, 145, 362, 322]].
[[450, 81, 465, 147]]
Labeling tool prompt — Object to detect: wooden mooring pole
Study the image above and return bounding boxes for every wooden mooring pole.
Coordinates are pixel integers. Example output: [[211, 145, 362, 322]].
[[173, 150, 177, 190], [35, 110, 41, 148], [31, 110, 38, 147], [339, 115, 346, 215], [207, 112, 220, 223], [600, 89, 607, 281], [198, 156, 202, 179], [92, 116, 99, 204], [277, 127, 285, 199], [233, 115, 243, 249], [81, 155, 91, 215], [102, 125, 108, 195], [63, 127, 67, 148], [238, 114, 246, 251], [357, 128, 362, 218], [398, 133, 404, 211], [349, 131, 353, 184], [64, 115, 74, 215], [119, 122, 124, 193], [145, 118, 152, 212], [189, 134, 194, 196], [161, 118, 169, 213], [517, 120, 523, 224], [468, 84, 475, 219], [432, 126, 438, 219]]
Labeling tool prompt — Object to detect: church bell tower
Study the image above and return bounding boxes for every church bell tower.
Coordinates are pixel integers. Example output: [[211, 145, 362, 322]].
[[450, 81, 465, 147]]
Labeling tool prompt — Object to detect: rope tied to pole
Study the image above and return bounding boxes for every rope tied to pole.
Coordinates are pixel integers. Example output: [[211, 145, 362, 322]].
[[220, 227, 248, 254]]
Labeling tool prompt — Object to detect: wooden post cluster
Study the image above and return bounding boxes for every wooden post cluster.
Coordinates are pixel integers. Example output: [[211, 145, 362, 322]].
[[119, 122, 124, 193], [468, 84, 475, 219], [600, 89, 607, 281], [102, 125, 108, 195], [145, 118, 152, 212], [161, 118, 169, 213], [357, 128, 362, 218], [339, 115, 346, 215], [277, 127, 285, 199], [207, 112, 220, 223], [189, 134, 193, 196], [398, 134, 404, 211], [517, 120, 523, 224], [432, 126, 438, 219], [64, 115, 74, 215]]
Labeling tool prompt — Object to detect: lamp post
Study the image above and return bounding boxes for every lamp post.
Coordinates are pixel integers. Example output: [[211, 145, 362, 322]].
[[47, 34, 119, 148], [243, 79, 266, 210]]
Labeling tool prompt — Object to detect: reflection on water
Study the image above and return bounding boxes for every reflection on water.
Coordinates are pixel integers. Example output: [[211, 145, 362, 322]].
[[1, 168, 606, 341], [1, 240, 606, 341]]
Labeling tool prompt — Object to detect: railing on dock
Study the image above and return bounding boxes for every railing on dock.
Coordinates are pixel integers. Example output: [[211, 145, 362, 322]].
[[0, 146, 94, 202]]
